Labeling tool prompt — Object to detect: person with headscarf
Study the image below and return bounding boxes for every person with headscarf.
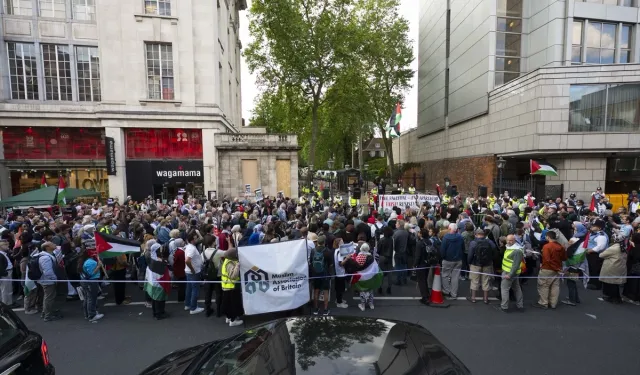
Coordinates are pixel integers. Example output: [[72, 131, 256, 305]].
[[599, 231, 628, 304], [562, 222, 589, 306], [248, 224, 263, 246], [144, 242, 170, 319], [170, 238, 186, 303], [220, 247, 244, 326]]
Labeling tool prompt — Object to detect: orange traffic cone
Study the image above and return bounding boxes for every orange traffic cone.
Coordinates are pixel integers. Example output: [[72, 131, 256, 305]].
[[429, 265, 450, 308]]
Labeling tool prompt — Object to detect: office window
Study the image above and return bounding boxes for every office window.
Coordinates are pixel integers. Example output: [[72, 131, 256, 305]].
[[586, 22, 616, 64], [570, 84, 640, 132], [39, 0, 66, 18], [620, 25, 632, 63], [3, 0, 33, 16], [572, 21, 583, 64], [495, 0, 522, 86], [146, 43, 174, 100], [145, 0, 171, 16], [577, 0, 623, 4], [42, 44, 72, 101], [7, 42, 38, 100], [497, 0, 522, 17], [76, 46, 100, 102], [72, 0, 95, 21]]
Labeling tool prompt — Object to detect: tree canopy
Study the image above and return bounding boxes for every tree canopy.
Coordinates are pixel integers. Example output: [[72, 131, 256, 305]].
[[245, 0, 413, 176]]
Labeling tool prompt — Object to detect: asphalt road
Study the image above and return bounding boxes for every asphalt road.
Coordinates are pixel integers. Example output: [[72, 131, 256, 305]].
[[14, 279, 640, 375]]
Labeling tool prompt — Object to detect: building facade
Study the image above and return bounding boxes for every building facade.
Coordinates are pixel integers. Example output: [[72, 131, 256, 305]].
[[0, 0, 299, 202], [395, 0, 640, 200]]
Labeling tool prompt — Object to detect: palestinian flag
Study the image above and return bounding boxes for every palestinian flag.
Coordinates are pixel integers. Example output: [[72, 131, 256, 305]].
[[387, 103, 402, 138], [351, 261, 384, 292], [567, 241, 588, 266], [530, 160, 558, 176], [56, 176, 67, 205], [94, 232, 141, 258], [144, 259, 171, 301], [40, 173, 47, 188]]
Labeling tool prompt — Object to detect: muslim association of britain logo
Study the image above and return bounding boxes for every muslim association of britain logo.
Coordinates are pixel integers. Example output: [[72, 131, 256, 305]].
[[244, 266, 269, 294]]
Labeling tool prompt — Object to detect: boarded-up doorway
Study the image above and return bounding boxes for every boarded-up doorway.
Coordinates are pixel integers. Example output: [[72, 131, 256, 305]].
[[241, 159, 259, 195], [276, 159, 291, 198]]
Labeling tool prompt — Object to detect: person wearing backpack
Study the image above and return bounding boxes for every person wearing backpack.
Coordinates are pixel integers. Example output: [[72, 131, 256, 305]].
[[35, 242, 62, 322], [414, 228, 438, 305], [202, 234, 224, 318], [310, 235, 332, 316], [467, 228, 497, 304]]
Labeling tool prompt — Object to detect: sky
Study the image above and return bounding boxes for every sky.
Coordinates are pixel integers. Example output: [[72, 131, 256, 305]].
[[239, 0, 419, 131]]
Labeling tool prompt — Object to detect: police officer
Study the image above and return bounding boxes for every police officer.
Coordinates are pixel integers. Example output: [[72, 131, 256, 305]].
[[408, 184, 416, 194]]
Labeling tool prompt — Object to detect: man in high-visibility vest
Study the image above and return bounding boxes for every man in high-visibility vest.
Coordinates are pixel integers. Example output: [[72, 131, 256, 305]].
[[349, 196, 358, 207], [221, 250, 243, 326], [408, 185, 416, 194], [499, 234, 524, 312]]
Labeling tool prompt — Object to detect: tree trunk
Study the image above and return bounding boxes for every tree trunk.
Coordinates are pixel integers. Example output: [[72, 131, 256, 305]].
[[380, 130, 395, 180], [309, 96, 320, 171]]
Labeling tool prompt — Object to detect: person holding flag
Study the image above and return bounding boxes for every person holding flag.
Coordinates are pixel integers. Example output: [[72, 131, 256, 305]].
[[145, 242, 171, 320], [78, 249, 104, 322], [562, 222, 589, 306]]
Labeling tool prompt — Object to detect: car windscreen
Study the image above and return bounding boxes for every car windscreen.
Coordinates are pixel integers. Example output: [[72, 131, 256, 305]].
[[0, 313, 25, 355]]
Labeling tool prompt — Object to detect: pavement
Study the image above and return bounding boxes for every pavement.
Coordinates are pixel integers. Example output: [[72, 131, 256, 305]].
[[13, 278, 640, 375]]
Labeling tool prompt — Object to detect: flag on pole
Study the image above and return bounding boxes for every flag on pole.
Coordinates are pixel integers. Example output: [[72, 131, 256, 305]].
[[589, 195, 596, 212], [530, 160, 558, 176], [387, 102, 402, 138], [56, 176, 66, 206], [40, 173, 47, 188], [94, 232, 141, 258]]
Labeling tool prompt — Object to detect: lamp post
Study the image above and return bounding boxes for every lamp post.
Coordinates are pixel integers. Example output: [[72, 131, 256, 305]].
[[364, 163, 369, 191], [308, 164, 314, 195], [497, 156, 506, 197], [327, 157, 335, 200]]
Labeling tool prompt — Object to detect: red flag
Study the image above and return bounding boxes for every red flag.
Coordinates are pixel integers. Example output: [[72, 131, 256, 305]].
[[436, 184, 442, 197], [40, 173, 47, 188], [527, 196, 535, 208], [589, 195, 596, 212], [583, 231, 590, 249]]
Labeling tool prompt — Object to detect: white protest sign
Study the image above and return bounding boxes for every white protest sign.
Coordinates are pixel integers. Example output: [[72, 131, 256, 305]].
[[378, 194, 440, 211], [239, 239, 310, 315]]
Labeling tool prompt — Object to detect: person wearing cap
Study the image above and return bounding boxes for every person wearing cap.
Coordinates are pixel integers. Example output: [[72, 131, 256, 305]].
[[586, 219, 609, 290], [593, 187, 604, 202], [467, 228, 496, 304], [566, 204, 578, 222]]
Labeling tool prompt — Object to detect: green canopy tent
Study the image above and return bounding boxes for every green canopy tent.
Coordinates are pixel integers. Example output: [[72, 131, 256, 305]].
[[0, 186, 100, 208]]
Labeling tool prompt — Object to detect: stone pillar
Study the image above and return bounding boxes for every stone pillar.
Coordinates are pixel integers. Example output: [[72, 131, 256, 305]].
[[202, 129, 218, 195], [104, 127, 127, 201], [0, 130, 9, 199]]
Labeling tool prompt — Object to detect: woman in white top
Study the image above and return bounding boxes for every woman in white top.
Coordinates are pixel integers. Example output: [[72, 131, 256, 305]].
[[333, 238, 349, 309]]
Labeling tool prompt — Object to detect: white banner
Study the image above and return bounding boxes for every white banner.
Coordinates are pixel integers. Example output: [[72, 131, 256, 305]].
[[239, 239, 310, 315], [378, 194, 440, 211]]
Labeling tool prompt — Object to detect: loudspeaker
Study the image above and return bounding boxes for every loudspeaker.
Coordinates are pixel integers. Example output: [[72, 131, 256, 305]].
[[391, 189, 401, 195], [322, 188, 330, 200], [352, 187, 362, 200], [478, 185, 488, 198]]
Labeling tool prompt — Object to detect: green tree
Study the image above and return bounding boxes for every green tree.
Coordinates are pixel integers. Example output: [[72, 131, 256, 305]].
[[353, 0, 414, 177], [245, 0, 353, 169]]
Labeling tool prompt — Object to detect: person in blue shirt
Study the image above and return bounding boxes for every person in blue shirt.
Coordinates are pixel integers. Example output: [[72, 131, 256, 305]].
[[78, 250, 104, 322]]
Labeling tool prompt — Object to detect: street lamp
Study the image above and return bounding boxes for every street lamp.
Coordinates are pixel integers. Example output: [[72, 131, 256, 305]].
[[496, 156, 506, 197], [327, 157, 335, 200], [363, 163, 369, 191], [308, 164, 314, 194]]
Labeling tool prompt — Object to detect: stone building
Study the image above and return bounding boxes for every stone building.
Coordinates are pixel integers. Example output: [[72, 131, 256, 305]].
[[0, 0, 298, 202], [395, 0, 640, 200]]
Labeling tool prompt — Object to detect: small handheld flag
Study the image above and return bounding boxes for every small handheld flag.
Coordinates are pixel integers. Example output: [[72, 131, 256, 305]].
[[40, 173, 47, 188], [56, 176, 67, 206], [387, 103, 402, 138]]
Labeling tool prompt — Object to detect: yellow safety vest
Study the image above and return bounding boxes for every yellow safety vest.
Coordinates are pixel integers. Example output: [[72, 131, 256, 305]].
[[221, 258, 238, 290], [502, 248, 522, 275], [371, 187, 378, 195], [350, 197, 357, 207], [488, 197, 496, 207], [442, 195, 450, 204], [408, 187, 416, 194], [99, 226, 111, 234]]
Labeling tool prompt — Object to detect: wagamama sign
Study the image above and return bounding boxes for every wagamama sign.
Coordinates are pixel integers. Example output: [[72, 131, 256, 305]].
[[155, 169, 202, 179]]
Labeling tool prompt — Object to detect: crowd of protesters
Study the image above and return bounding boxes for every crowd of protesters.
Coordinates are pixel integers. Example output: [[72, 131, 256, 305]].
[[0, 184, 639, 326]]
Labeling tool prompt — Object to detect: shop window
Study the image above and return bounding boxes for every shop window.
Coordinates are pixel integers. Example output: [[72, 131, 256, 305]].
[[125, 128, 203, 159], [1, 127, 105, 160]]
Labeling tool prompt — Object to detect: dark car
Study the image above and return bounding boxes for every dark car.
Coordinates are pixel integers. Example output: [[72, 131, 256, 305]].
[[140, 316, 471, 374], [0, 303, 54, 375]]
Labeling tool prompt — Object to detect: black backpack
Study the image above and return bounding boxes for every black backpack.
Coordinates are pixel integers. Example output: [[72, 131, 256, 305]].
[[423, 241, 440, 266], [202, 249, 219, 281], [27, 254, 44, 281], [474, 239, 493, 266]]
